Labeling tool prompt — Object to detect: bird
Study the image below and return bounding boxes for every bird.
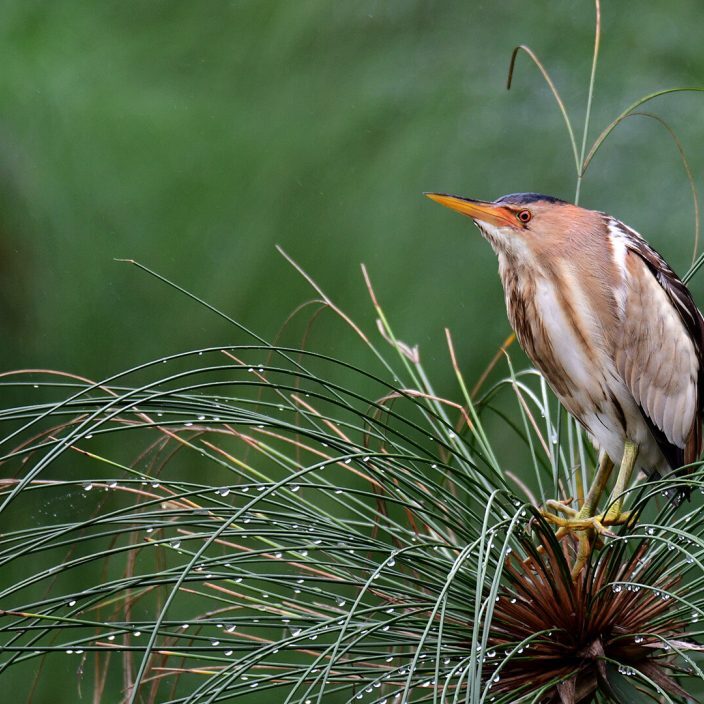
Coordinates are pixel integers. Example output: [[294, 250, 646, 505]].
[[426, 191, 704, 575]]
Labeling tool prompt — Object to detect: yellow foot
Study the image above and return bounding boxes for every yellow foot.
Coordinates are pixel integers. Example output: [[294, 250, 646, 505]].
[[540, 506, 616, 538], [602, 508, 635, 527], [540, 501, 620, 579], [539, 502, 637, 578]]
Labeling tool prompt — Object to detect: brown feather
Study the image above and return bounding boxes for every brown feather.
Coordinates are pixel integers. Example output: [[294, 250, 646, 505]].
[[612, 219, 704, 491]]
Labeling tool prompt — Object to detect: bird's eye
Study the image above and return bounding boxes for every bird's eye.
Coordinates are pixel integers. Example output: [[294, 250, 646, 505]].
[[517, 209, 532, 223]]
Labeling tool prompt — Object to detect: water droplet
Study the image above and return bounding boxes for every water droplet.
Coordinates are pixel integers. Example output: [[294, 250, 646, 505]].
[[612, 584, 622, 593], [291, 485, 300, 493], [68, 600, 76, 607], [83, 483, 93, 491]]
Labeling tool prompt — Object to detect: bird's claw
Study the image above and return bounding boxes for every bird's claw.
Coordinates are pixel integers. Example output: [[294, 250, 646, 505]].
[[540, 509, 617, 538]]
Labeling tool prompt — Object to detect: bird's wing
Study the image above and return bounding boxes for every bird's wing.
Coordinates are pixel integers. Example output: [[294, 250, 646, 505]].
[[611, 219, 704, 469]]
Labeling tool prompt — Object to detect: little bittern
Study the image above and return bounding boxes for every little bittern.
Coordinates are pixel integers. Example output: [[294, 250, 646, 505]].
[[427, 191, 704, 575]]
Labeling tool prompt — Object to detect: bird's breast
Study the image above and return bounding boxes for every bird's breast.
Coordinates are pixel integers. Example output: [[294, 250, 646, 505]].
[[499, 257, 619, 420]]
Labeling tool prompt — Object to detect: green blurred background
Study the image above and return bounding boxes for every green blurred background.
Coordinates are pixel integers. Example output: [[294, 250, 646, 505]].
[[1, 1, 704, 700]]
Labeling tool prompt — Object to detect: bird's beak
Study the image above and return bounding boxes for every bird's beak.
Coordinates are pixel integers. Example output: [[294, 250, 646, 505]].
[[425, 193, 514, 228]]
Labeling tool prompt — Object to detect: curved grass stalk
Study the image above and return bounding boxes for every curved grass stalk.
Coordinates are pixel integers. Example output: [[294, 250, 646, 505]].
[[506, 45, 579, 175], [574, 0, 601, 205]]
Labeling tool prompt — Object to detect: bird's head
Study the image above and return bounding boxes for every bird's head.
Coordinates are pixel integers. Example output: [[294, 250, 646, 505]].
[[425, 191, 576, 259]]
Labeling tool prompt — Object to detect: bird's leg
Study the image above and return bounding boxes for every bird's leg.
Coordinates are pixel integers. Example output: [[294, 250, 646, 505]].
[[603, 440, 639, 526], [540, 452, 615, 578], [576, 451, 615, 521], [541, 452, 614, 526], [569, 452, 616, 578]]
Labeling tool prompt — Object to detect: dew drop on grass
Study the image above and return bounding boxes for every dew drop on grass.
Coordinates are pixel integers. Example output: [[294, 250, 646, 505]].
[[83, 483, 93, 491]]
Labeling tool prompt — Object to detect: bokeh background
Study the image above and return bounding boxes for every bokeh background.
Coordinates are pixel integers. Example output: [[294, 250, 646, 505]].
[[1, 1, 704, 701]]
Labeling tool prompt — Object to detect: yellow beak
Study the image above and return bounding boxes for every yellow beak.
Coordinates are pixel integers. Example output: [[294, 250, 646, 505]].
[[425, 193, 515, 228]]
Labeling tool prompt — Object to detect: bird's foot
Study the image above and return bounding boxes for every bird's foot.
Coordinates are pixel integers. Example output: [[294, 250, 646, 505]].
[[541, 500, 622, 579], [541, 501, 617, 538], [602, 506, 635, 527]]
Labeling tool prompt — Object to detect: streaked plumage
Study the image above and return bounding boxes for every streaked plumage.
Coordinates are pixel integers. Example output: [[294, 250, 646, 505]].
[[427, 191, 704, 495]]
